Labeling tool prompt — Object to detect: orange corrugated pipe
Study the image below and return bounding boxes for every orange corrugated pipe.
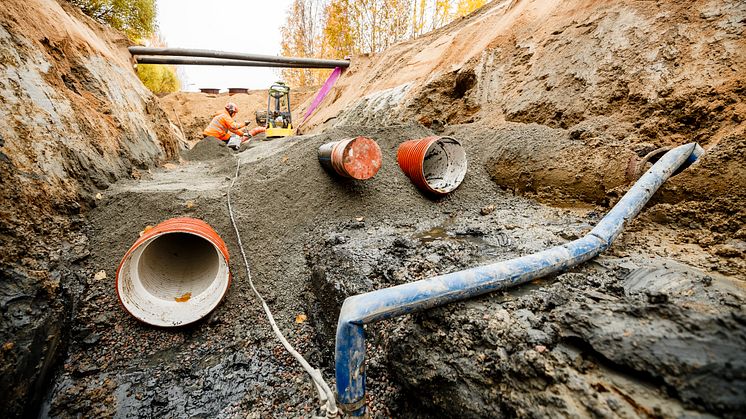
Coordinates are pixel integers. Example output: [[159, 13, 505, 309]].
[[318, 137, 383, 180], [249, 126, 266, 136], [397, 136, 467, 196], [116, 217, 231, 327]]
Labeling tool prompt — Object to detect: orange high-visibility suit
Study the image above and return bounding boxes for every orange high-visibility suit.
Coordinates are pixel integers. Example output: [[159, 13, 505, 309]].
[[203, 111, 246, 141]]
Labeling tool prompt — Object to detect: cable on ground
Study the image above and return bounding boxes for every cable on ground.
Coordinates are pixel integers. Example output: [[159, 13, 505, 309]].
[[227, 155, 339, 418]]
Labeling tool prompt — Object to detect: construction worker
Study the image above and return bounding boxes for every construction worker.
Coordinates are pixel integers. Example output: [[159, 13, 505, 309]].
[[203, 102, 249, 150]]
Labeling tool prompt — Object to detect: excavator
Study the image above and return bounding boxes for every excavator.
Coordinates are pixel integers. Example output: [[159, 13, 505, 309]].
[[255, 82, 294, 138]]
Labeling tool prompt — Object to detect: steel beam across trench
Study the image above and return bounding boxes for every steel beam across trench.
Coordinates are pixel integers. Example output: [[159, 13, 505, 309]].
[[334, 143, 704, 416]]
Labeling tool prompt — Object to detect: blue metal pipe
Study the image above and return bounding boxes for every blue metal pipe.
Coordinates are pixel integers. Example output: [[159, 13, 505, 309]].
[[334, 143, 703, 416]]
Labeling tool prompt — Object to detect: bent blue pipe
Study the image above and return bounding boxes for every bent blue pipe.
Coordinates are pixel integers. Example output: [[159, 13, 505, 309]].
[[335, 143, 703, 416]]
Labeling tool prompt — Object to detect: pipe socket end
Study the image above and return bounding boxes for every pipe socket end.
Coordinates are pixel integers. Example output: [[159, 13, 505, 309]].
[[116, 218, 231, 327]]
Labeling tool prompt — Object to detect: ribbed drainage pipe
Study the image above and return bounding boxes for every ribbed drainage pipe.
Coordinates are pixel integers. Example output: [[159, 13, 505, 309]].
[[334, 143, 704, 416], [318, 137, 382, 180], [397, 136, 467, 196], [116, 217, 231, 327], [248, 126, 266, 137]]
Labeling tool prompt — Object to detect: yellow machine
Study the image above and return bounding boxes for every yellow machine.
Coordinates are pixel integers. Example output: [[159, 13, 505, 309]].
[[256, 82, 293, 138]]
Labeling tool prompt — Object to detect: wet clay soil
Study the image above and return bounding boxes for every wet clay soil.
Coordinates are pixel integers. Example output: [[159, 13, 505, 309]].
[[44, 124, 745, 417]]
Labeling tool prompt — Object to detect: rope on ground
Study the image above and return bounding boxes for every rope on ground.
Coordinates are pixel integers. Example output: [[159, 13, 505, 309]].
[[227, 155, 339, 418]]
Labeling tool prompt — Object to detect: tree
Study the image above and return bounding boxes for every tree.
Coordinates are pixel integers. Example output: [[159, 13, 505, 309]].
[[70, 0, 156, 41], [379, 0, 411, 50], [280, 0, 330, 87], [136, 64, 179, 94], [411, 0, 427, 37], [279, 0, 494, 87], [432, 0, 454, 30], [455, 0, 487, 17], [321, 0, 355, 58]]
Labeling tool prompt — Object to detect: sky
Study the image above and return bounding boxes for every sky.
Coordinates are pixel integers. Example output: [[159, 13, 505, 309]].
[[156, 0, 294, 91]]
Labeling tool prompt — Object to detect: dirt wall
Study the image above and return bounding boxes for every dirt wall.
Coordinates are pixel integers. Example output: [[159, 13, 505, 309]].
[[295, 0, 745, 274], [0, 1, 180, 415], [299, 0, 745, 210]]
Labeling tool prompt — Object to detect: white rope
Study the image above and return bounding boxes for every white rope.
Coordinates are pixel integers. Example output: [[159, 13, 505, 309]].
[[227, 155, 339, 418]]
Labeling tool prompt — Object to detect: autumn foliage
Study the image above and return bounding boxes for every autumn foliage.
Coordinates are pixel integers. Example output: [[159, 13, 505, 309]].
[[136, 33, 181, 94], [70, 0, 179, 94], [136, 64, 180, 94], [70, 0, 156, 41], [281, 0, 488, 87]]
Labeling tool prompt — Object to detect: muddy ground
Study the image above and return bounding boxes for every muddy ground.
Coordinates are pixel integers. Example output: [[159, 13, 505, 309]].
[[0, 1, 180, 415], [42, 123, 745, 418], [3, 0, 743, 417]]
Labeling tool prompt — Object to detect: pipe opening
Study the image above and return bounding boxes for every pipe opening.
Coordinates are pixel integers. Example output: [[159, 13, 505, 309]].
[[422, 137, 467, 193], [642, 148, 671, 172], [117, 221, 231, 327], [137, 232, 220, 301], [637, 145, 704, 179]]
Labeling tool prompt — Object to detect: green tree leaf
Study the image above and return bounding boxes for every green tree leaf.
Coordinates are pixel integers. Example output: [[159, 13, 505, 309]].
[[136, 64, 180, 94], [70, 0, 156, 41]]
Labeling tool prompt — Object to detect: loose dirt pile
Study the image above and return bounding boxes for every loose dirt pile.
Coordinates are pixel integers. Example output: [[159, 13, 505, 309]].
[[181, 136, 235, 162], [45, 123, 745, 418], [43, 125, 435, 417]]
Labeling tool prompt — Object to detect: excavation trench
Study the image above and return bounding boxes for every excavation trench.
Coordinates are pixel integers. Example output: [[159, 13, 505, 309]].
[[5, 1, 746, 416], [43, 125, 746, 418]]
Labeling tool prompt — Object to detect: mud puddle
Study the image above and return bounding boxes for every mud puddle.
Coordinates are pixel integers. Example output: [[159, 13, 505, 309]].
[[413, 225, 508, 260]]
